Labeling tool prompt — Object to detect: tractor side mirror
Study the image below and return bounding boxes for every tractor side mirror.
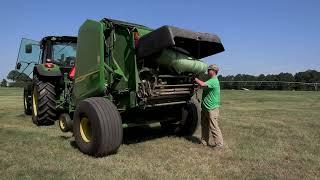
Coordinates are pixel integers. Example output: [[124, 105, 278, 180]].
[[25, 44, 32, 53], [16, 62, 22, 70]]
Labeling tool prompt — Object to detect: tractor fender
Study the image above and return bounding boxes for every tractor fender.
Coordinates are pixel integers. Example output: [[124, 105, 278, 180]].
[[33, 64, 62, 77]]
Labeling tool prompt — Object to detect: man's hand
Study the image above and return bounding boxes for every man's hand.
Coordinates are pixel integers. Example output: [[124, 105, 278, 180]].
[[195, 78, 208, 87]]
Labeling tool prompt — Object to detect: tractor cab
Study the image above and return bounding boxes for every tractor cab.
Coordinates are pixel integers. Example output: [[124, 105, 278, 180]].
[[38, 36, 77, 75], [15, 36, 77, 79]]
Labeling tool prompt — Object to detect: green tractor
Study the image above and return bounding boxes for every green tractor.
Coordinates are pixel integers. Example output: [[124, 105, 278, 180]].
[[19, 18, 224, 157], [15, 36, 77, 126]]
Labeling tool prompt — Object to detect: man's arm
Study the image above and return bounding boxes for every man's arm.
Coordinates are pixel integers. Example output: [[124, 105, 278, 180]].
[[195, 78, 208, 87]]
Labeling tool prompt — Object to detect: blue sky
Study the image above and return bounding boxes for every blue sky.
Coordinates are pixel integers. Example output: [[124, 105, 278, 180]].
[[0, 0, 319, 79]]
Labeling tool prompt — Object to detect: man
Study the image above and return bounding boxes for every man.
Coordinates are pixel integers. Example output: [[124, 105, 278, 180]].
[[195, 64, 223, 148]]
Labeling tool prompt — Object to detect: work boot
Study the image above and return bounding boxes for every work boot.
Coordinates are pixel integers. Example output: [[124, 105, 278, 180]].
[[209, 143, 223, 149], [200, 139, 208, 146]]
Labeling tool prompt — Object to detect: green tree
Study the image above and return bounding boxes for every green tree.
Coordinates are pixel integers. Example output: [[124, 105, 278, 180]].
[[1, 79, 7, 87], [294, 70, 320, 90], [7, 70, 31, 82], [278, 73, 295, 90], [219, 70, 319, 91]]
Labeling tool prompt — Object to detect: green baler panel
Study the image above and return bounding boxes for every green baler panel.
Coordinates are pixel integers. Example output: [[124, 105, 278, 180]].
[[74, 19, 105, 104], [109, 27, 138, 109], [112, 28, 130, 90], [137, 27, 152, 37]]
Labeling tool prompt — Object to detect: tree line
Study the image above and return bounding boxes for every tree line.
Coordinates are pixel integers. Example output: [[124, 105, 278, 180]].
[[1, 70, 31, 87], [1, 69, 320, 91], [217, 70, 320, 91]]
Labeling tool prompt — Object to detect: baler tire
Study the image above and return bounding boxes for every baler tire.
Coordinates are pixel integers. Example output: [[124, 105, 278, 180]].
[[160, 102, 199, 136], [177, 102, 199, 136], [23, 86, 32, 115], [73, 97, 123, 157], [160, 121, 177, 132], [31, 79, 57, 126]]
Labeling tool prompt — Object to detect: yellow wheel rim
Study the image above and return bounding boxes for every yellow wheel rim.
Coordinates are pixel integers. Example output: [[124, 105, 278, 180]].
[[59, 117, 66, 130], [32, 88, 38, 116], [80, 117, 91, 143]]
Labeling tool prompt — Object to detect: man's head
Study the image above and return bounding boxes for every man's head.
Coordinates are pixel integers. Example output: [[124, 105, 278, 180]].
[[207, 64, 219, 77]]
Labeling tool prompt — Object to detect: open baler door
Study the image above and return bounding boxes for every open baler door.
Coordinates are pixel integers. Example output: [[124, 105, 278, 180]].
[[74, 20, 106, 104], [137, 25, 224, 59], [135, 26, 224, 106]]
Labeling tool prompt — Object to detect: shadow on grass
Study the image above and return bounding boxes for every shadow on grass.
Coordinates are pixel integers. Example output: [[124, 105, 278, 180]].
[[70, 141, 77, 149], [67, 125, 199, 149], [184, 136, 202, 144], [17, 113, 29, 118], [68, 126, 175, 150], [67, 125, 175, 150], [122, 125, 176, 144], [59, 135, 73, 140], [123, 125, 202, 145]]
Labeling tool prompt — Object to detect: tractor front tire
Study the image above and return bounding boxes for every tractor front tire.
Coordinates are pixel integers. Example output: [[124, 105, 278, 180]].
[[32, 80, 57, 126], [73, 97, 123, 157], [59, 113, 73, 132], [23, 85, 32, 115]]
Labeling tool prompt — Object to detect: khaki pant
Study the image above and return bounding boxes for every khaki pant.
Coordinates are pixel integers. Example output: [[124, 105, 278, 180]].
[[201, 108, 223, 146]]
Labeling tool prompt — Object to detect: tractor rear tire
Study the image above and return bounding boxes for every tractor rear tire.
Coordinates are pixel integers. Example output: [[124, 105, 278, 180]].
[[23, 85, 32, 115], [31, 79, 57, 126], [73, 97, 123, 157]]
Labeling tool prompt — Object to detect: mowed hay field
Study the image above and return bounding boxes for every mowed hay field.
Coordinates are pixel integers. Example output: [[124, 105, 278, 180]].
[[0, 88, 319, 179]]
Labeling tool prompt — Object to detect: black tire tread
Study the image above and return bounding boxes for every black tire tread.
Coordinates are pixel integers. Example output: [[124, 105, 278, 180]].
[[32, 79, 57, 126], [160, 102, 199, 136], [178, 102, 199, 136], [23, 87, 32, 115], [74, 97, 123, 157]]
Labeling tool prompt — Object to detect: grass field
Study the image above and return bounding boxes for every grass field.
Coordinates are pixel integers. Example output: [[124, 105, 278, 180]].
[[0, 88, 319, 179]]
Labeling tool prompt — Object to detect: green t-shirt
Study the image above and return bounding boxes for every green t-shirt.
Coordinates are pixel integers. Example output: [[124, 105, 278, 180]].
[[201, 77, 220, 111]]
